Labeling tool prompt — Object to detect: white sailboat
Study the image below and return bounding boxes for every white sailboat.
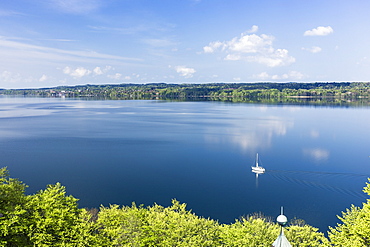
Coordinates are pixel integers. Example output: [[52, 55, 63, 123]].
[[251, 153, 265, 173]]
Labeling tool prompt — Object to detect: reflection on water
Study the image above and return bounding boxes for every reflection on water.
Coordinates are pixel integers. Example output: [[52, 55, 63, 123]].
[[1, 97, 370, 232], [0, 104, 55, 118], [254, 172, 262, 188], [303, 148, 330, 162], [251, 153, 265, 189], [205, 115, 294, 154]]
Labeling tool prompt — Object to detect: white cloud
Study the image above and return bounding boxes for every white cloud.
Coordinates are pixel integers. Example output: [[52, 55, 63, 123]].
[[0, 10, 23, 17], [1, 71, 22, 83], [284, 71, 305, 80], [357, 57, 370, 66], [246, 48, 296, 67], [63, 66, 114, 78], [203, 28, 295, 67], [203, 41, 224, 53], [0, 37, 141, 67], [174, 66, 196, 78], [254, 72, 270, 80], [107, 73, 122, 80], [302, 46, 322, 53], [39, 75, 48, 82], [304, 26, 333, 36], [227, 34, 274, 53], [246, 25, 259, 34], [0, 71, 36, 86], [63, 66, 91, 78], [224, 54, 241, 61], [93, 67, 103, 75], [93, 66, 112, 75], [253, 71, 305, 80]]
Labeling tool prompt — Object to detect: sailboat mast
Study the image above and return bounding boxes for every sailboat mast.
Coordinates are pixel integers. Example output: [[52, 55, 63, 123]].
[[256, 153, 259, 167]]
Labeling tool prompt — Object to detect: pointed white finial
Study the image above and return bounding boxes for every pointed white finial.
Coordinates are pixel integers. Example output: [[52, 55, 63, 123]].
[[277, 206, 288, 226], [273, 207, 292, 246]]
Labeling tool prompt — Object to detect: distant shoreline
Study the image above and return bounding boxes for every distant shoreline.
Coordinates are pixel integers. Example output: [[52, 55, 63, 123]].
[[1, 82, 370, 106]]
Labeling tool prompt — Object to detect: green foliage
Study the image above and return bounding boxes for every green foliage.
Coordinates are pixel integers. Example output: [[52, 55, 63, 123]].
[[0, 167, 27, 213], [220, 217, 279, 246], [96, 203, 147, 246], [220, 215, 330, 247], [328, 178, 370, 246], [285, 225, 330, 247], [2, 167, 370, 246], [0, 168, 96, 246], [3, 82, 370, 106], [142, 200, 221, 246], [0, 167, 28, 246], [96, 199, 221, 246], [21, 183, 95, 246]]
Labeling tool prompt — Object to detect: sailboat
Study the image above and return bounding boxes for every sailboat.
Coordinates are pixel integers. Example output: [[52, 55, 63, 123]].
[[251, 153, 265, 173]]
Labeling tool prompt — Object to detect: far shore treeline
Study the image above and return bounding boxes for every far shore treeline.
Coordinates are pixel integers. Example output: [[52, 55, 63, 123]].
[[1, 167, 370, 246], [1, 82, 370, 106]]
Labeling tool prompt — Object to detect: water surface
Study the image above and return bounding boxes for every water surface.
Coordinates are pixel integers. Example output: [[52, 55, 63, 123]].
[[0, 96, 369, 232]]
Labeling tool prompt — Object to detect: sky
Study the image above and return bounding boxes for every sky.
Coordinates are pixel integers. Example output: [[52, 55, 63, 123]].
[[1, 0, 370, 89]]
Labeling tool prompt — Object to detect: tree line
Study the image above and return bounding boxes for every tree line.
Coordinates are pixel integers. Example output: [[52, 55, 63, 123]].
[[1, 167, 369, 246], [2, 82, 370, 102]]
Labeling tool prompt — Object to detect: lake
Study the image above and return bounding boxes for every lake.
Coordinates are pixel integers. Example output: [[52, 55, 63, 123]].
[[0, 96, 369, 232]]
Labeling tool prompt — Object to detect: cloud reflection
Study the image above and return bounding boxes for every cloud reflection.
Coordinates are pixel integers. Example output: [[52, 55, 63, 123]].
[[310, 130, 320, 139], [0, 106, 53, 118], [205, 115, 293, 153], [303, 148, 330, 162]]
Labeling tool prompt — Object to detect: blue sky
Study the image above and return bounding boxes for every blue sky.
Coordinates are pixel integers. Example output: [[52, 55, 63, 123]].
[[0, 0, 370, 88]]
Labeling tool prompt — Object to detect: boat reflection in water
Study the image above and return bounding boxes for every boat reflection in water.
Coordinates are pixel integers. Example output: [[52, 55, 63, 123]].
[[251, 153, 265, 188]]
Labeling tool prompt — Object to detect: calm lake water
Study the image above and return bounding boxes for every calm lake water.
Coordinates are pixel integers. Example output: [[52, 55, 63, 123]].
[[1, 96, 370, 232]]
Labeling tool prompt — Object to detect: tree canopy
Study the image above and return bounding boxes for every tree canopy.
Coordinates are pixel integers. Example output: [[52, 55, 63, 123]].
[[0, 167, 369, 246], [328, 179, 370, 246], [2, 82, 370, 106]]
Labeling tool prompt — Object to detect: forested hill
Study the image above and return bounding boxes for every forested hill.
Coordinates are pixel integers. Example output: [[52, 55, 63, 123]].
[[1, 82, 370, 101]]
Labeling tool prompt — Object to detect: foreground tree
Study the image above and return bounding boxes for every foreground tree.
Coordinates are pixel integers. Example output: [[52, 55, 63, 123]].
[[3, 166, 370, 246], [220, 215, 330, 247], [96, 203, 147, 246], [285, 224, 330, 247], [220, 216, 279, 246], [0, 167, 95, 246], [328, 178, 370, 246], [0, 167, 29, 246], [21, 183, 95, 246], [96, 199, 222, 246]]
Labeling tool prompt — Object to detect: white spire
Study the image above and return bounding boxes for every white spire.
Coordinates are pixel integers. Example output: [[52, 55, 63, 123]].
[[272, 207, 292, 247], [272, 228, 292, 247]]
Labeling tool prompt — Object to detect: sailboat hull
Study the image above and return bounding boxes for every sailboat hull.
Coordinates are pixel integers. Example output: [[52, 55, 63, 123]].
[[251, 153, 265, 173], [252, 166, 265, 173]]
